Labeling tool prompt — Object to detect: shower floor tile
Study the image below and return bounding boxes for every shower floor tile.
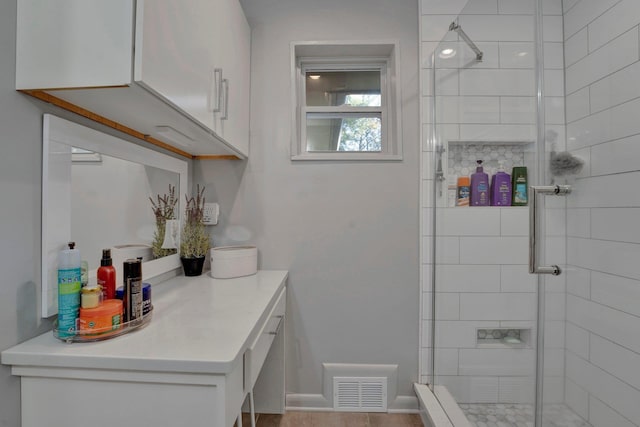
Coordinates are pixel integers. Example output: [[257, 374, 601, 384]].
[[458, 403, 592, 427]]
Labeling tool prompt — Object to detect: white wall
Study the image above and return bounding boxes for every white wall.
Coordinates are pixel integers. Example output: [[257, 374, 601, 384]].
[[195, 0, 420, 407], [419, 0, 566, 404], [564, 1, 640, 426]]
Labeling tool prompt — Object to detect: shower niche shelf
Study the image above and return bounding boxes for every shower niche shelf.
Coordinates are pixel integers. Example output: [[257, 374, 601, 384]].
[[476, 328, 531, 348]]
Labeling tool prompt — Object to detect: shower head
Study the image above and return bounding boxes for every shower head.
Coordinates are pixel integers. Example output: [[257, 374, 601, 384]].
[[449, 22, 483, 61]]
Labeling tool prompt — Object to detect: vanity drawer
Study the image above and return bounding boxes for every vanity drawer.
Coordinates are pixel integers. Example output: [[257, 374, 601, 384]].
[[244, 287, 286, 391]]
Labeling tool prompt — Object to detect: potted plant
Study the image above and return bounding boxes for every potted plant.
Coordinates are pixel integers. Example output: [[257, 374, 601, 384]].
[[180, 185, 210, 276], [149, 185, 179, 259]]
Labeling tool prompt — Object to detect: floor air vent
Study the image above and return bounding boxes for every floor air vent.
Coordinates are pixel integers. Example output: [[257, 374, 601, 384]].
[[333, 376, 387, 412]]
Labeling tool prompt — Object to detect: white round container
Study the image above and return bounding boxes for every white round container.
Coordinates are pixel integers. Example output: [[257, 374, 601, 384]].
[[210, 246, 257, 279]]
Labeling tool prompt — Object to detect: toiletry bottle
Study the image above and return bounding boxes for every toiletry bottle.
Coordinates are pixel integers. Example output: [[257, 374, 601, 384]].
[[470, 160, 490, 206], [57, 242, 82, 338], [456, 176, 470, 206], [512, 166, 528, 206], [97, 249, 116, 300], [490, 162, 512, 206], [447, 176, 458, 207], [122, 258, 143, 324]]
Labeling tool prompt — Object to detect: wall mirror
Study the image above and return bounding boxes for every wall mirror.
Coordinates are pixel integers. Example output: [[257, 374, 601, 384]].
[[42, 114, 188, 318]]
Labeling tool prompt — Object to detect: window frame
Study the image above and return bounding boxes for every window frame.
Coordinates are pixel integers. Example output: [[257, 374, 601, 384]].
[[291, 41, 403, 161]]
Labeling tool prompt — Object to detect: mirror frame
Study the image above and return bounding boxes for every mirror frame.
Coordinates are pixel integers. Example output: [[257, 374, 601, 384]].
[[42, 114, 188, 318]]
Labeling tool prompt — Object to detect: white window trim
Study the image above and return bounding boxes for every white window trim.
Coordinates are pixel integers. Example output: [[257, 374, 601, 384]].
[[290, 41, 403, 161]]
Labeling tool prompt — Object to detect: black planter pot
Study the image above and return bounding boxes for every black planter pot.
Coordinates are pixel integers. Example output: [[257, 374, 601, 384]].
[[181, 256, 205, 276]]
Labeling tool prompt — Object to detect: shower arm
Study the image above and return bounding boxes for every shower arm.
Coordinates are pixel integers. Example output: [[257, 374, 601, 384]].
[[449, 22, 483, 62]]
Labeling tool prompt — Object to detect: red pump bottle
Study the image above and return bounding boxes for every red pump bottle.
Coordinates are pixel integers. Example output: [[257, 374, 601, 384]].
[[97, 249, 116, 300]]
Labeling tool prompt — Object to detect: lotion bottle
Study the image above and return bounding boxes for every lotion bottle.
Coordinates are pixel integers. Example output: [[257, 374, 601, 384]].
[[470, 160, 490, 206], [490, 162, 512, 206], [97, 249, 116, 300]]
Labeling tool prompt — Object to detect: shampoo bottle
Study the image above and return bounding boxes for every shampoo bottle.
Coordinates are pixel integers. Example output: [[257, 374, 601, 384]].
[[57, 242, 82, 338], [97, 249, 116, 300], [512, 166, 528, 206], [490, 162, 512, 206], [470, 160, 490, 206], [456, 176, 470, 206]]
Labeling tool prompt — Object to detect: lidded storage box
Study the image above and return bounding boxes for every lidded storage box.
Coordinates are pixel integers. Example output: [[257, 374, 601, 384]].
[[210, 246, 257, 279]]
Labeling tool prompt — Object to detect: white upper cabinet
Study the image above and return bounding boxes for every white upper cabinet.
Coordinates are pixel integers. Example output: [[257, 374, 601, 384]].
[[16, 0, 250, 158]]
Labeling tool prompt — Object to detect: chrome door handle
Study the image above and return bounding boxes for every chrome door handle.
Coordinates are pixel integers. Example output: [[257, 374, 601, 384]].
[[529, 185, 571, 275], [221, 78, 229, 120], [268, 315, 284, 335], [210, 68, 223, 113]]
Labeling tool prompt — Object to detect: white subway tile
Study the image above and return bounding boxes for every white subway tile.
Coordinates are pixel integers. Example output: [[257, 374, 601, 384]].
[[569, 146, 591, 178], [568, 171, 640, 208], [589, 396, 637, 427], [545, 96, 565, 125], [421, 347, 460, 376], [543, 42, 564, 69], [544, 236, 566, 268], [459, 293, 536, 320], [590, 61, 640, 114], [563, 0, 622, 39], [569, 237, 640, 280], [460, 236, 528, 264], [437, 264, 501, 292], [564, 27, 588, 67], [459, 348, 535, 375], [460, 69, 535, 96], [590, 134, 640, 176], [497, 0, 533, 15], [500, 97, 536, 124], [499, 42, 535, 68], [435, 320, 500, 348], [543, 15, 563, 42], [565, 86, 590, 123], [544, 320, 565, 348], [566, 27, 639, 94], [542, 0, 562, 16], [434, 124, 461, 146], [460, 124, 536, 141], [565, 321, 590, 359], [566, 266, 591, 299], [459, 0, 499, 15], [544, 207, 566, 237], [422, 152, 433, 177], [435, 41, 500, 69], [421, 69, 433, 96], [542, 376, 565, 404], [566, 208, 590, 238], [543, 348, 564, 376], [424, 236, 461, 264], [423, 292, 460, 320], [591, 271, 640, 318], [500, 207, 528, 236], [565, 379, 590, 420], [501, 265, 536, 292], [563, 0, 580, 14], [544, 69, 565, 96], [544, 291, 565, 321], [499, 377, 534, 403], [422, 41, 439, 68], [421, 0, 469, 15], [422, 15, 458, 41], [588, 0, 640, 52], [436, 96, 500, 124], [591, 334, 640, 391], [437, 207, 501, 236], [566, 352, 640, 426], [436, 376, 499, 403], [422, 96, 433, 123], [567, 294, 640, 354], [458, 14, 534, 42], [435, 69, 460, 95], [592, 208, 640, 244]]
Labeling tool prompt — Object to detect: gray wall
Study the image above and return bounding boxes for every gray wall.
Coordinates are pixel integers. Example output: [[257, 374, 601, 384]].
[[196, 0, 420, 403], [0, 1, 52, 425]]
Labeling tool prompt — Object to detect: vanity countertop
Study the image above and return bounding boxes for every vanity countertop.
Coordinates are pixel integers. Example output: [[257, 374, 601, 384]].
[[1, 270, 288, 375]]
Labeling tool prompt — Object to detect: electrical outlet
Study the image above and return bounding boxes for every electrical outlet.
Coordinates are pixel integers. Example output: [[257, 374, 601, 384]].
[[203, 203, 219, 225]]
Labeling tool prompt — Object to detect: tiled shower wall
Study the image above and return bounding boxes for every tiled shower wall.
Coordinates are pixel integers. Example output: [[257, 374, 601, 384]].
[[419, 0, 566, 404], [564, 1, 640, 426]]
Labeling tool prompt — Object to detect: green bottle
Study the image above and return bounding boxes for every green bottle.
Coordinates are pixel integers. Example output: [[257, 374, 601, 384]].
[[512, 167, 528, 206]]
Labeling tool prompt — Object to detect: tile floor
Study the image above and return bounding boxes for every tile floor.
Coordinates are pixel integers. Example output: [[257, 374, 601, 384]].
[[458, 403, 592, 427], [237, 412, 424, 427]]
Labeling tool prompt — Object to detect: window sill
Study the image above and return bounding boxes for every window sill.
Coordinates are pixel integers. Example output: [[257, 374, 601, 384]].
[[291, 152, 403, 161]]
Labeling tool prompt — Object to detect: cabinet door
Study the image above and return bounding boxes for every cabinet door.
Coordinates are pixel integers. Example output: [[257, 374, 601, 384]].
[[134, 0, 218, 131], [215, 0, 251, 156]]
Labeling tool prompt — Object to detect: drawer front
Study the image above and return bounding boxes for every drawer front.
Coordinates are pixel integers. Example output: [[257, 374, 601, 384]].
[[245, 287, 286, 390]]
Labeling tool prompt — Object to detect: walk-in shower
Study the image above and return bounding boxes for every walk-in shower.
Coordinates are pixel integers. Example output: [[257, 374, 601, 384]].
[[417, 0, 636, 426]]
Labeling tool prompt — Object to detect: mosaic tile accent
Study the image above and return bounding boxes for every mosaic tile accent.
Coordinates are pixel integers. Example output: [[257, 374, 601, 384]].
[[459, 403, 592, 427], [448, 143, 526, 178]]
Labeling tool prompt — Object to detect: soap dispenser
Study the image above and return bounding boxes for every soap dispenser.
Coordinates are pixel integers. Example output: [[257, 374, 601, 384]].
[[470, 160, 490, 206], [490, 161, 512, 206]]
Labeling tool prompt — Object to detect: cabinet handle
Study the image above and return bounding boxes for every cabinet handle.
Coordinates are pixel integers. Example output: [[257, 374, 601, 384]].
[[268, 315, 284, 335], [209, 68, 223, 113], [221, 78, 229, 121], [528, 185, 571, 275]]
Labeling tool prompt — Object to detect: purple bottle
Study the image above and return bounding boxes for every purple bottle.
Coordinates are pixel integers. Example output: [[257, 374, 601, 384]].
[[490, 162, 512, 206], [470, 160, 490, 206]]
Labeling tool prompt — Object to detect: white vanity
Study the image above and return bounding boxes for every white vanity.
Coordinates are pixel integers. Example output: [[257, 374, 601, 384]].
[[1, 270, 287, 427]]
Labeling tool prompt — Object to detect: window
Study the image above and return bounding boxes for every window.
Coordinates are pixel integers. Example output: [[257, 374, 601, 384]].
[[292, 42, 402, 161]]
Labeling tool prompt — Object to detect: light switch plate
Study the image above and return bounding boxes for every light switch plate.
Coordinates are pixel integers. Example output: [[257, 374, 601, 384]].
[[203, 202, 219, 225]]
